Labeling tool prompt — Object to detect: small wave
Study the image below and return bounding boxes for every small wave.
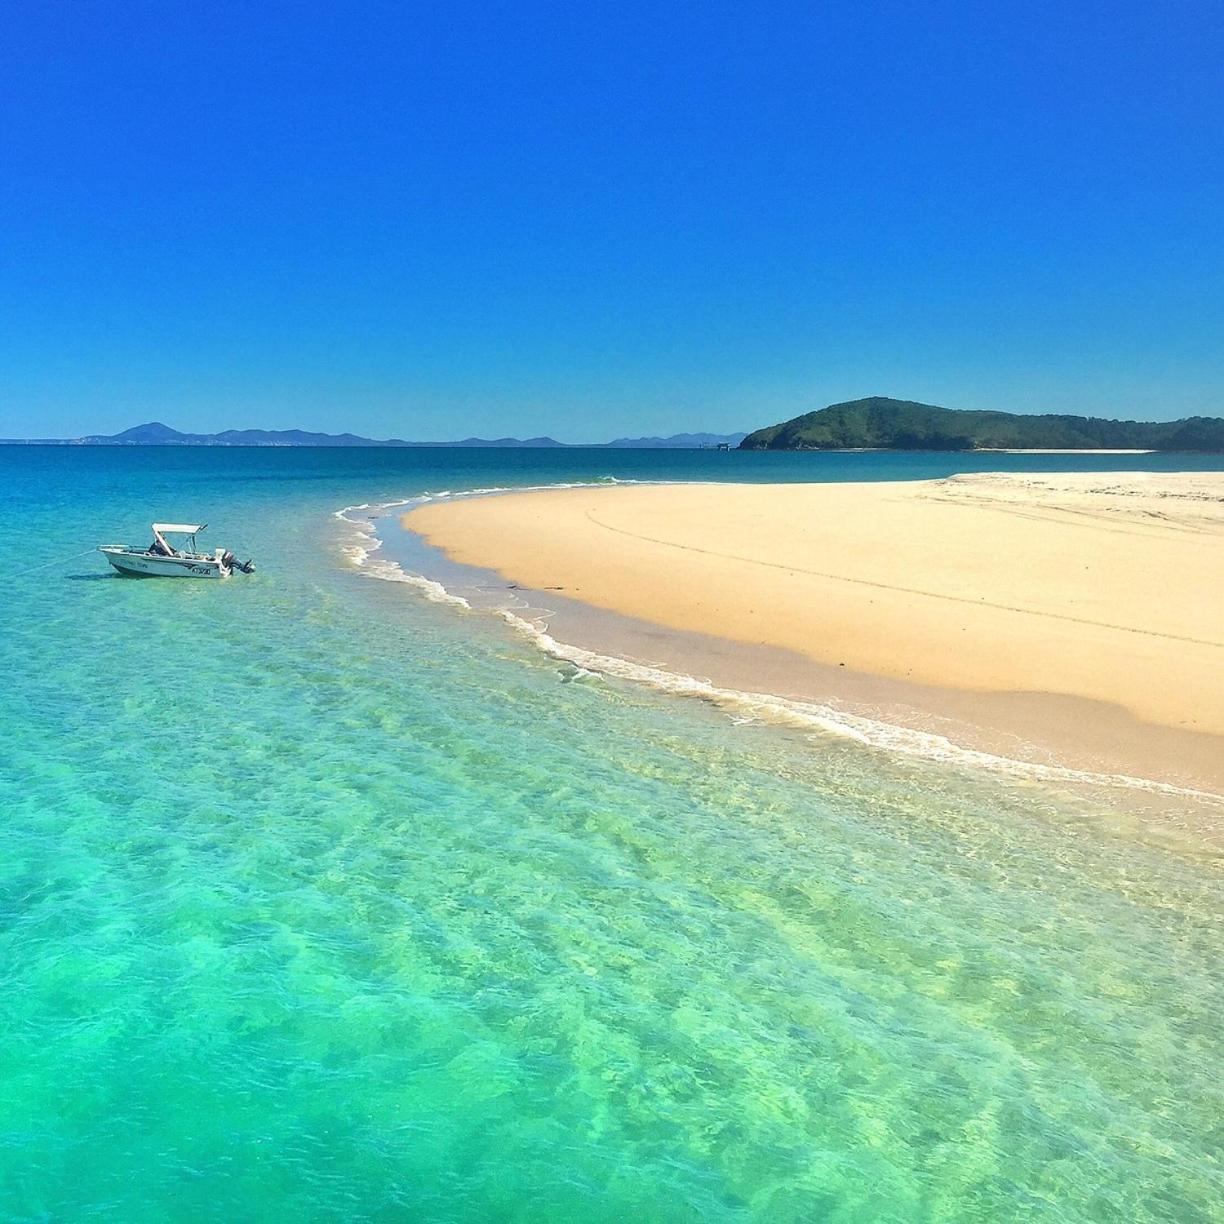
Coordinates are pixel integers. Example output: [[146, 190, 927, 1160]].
[[331, 480, 665, 568], [494, 608, 1221, 803], [558, 661, 602, 684], [334, 500, 390, 568], [361, 556, 472, 607], [334, 496, 469, 606]]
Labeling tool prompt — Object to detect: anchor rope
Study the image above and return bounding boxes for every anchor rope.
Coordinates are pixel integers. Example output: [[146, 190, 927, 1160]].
[[26, 547, 101, 573]]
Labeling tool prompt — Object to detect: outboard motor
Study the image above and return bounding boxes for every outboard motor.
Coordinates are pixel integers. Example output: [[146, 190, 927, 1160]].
[[222, 550, 255, 574]]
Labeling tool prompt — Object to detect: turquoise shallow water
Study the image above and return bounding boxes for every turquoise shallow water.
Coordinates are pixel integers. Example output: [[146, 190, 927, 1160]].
[[2, 446, 1222, 1222]]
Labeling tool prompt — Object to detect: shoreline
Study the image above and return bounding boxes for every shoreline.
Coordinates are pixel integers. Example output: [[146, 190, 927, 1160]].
[[504, 587, 1224, 798], [402, 474, 1224, 798]]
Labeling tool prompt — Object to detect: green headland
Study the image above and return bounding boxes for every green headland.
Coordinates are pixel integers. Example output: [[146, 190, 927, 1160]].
[[740, 396, 1224, 451]]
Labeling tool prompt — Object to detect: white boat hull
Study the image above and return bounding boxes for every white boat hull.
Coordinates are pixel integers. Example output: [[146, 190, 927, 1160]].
[[99, 547, 228, 578]]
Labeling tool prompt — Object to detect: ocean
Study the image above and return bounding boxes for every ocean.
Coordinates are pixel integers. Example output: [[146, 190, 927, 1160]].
[[2, 444, 1222, 1221]]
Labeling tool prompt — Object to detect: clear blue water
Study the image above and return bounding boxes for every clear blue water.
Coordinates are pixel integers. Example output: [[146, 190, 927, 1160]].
[[2, 445, 1222, 1222]]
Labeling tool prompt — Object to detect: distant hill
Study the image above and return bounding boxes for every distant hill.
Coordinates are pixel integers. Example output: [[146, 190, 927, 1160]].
[[739, 397, 1224, 452], [601, 431, 747, 449], [1, 422, 746, 449]]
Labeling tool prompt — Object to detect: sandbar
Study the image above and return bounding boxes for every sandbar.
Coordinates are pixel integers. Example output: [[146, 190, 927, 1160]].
[[405, 474, 1224, 793]]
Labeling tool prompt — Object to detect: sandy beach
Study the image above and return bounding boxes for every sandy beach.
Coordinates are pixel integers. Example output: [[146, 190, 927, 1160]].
[[405, 474, 1224, 792]]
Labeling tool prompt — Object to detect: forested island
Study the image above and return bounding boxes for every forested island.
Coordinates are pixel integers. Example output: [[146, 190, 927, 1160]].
[[739, 397, 1224, 451]]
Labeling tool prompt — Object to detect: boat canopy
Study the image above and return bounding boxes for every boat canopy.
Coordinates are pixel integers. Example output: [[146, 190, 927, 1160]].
[[152, 523, 206, 534]]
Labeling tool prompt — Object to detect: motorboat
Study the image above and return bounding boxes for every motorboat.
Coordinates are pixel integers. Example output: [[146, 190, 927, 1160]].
[[99, 523, 255, 579]]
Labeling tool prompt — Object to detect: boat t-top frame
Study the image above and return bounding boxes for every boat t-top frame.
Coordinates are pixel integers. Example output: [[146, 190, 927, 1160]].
[[150, 522, 207, 556]]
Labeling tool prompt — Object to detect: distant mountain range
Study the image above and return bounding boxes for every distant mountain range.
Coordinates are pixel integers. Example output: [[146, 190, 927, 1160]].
[[1, 421, 748, 449], [740, 397, 1224, 451], [13, 398, 1221, 451]]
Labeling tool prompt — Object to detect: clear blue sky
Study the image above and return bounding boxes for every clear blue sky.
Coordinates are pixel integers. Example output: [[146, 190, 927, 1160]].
[[2, 1, 1221, 441]]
